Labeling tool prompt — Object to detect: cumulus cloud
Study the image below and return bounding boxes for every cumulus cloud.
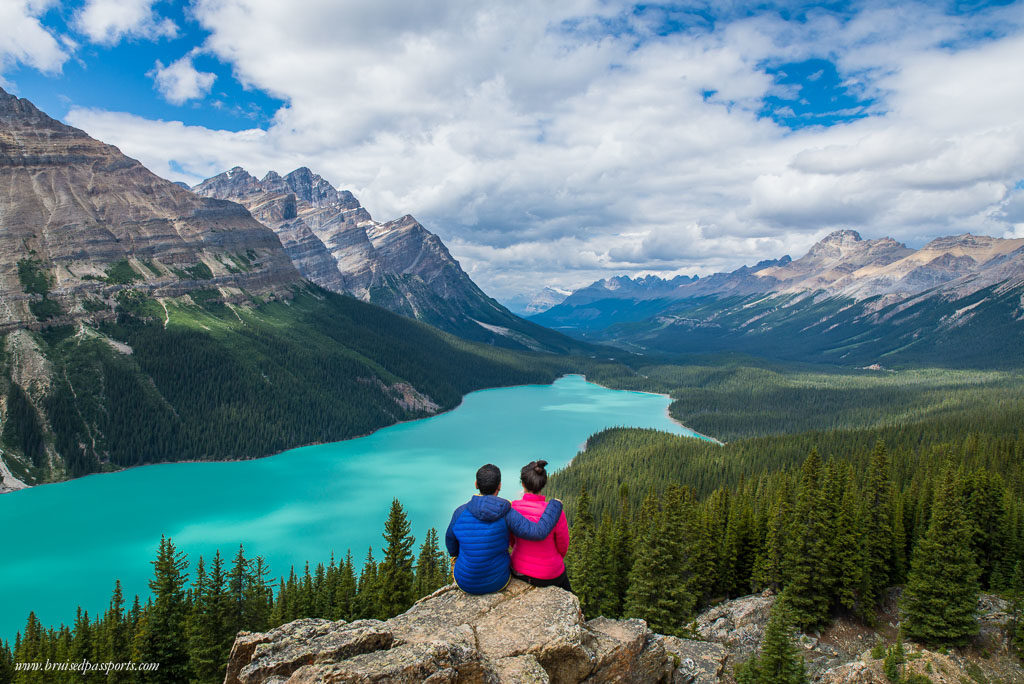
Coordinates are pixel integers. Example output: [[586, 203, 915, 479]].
[[62, 0, 1024, 298], [0, 0, 67, 81], [75, 0, 176, 45], [150, 53, 216, 105]]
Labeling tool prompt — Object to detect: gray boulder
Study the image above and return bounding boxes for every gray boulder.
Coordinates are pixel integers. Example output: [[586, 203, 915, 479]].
[[224, 581, 708, 683]]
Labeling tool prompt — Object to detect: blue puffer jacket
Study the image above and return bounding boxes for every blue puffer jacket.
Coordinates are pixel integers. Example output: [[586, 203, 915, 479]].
[[445, 495, 563, 594]]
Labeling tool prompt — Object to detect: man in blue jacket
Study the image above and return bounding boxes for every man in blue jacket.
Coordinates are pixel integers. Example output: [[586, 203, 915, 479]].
[[445, 463, 563, 594]]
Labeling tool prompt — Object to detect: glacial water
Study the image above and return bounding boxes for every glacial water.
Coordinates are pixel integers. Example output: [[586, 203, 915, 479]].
[[0, 375, 709, 640]]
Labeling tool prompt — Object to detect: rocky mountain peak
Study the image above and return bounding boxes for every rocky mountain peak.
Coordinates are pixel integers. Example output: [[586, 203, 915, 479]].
[[0, 86, 82, 133], [0, 89, 302, 329], [804, 229, 865, 258], [195, 166, 263, 198], [277, 167, 346, 207], [194, 166, 574, 352]]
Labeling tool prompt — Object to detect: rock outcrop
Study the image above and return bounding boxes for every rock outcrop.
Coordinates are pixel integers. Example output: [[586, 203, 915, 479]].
[[226, 586, 1024, 683], [224, 580, 717, 683], [0, 87, 301, 330], [193, 167, 581, 353], [695, 589, 775, 658]]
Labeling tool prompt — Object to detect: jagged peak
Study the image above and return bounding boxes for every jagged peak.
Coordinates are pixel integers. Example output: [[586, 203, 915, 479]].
[[821, 229, 863, 243], [0, 85, 82, 134], [284, 166, 315, 181]]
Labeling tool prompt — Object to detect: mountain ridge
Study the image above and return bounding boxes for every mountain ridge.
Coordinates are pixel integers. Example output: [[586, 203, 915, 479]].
[[532, 229, 1024, 367], [193, 166, 583, 353], [0, 87, 302, 333]]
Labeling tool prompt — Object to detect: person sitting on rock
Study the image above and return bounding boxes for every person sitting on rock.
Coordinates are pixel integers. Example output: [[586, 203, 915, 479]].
[[445, 463, 563, 594], [509, 460, 571, 591]]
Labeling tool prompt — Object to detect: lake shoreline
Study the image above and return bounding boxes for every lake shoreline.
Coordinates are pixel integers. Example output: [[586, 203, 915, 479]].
[[0, 374, 584, 496], [2, 373, 720, 496], [579, 375, 725, 446]]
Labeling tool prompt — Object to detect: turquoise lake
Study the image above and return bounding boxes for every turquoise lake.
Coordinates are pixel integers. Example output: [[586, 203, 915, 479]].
[[0, 375, 707, 640]]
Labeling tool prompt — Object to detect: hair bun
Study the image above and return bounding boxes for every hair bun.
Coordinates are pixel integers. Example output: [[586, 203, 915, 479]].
[[534, 460, 548, 472]]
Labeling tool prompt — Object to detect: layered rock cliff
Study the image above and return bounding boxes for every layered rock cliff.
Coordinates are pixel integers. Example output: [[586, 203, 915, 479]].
[[0, 87, 301, 330], [193, 167, 583, 353]]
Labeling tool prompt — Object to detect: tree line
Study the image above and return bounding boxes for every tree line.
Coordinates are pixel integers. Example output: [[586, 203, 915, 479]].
[[2, 500, 447, 684], [559, 439, 1024, 651]]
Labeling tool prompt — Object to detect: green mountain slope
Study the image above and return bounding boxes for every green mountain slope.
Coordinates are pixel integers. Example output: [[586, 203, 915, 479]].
[[1, 284, 569, 487]]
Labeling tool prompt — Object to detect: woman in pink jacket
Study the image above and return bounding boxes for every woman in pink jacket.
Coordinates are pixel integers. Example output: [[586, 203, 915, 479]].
[[510, 460, 572, 591]]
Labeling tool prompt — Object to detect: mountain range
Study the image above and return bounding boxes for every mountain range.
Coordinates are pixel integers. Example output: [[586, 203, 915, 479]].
[[503, 286, 573, 316], [533, 230, 1024, 366], [0, 86, 571, 491], [193, 167, 578, 353]]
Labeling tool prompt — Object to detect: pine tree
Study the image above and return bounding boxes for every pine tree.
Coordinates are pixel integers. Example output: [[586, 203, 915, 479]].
[[566, 488, 598, 615], [860, 441, 894, 613], [135, 536, 191, 683], [963, 469, 1008, 590], [722, 492, 756, 598], [333, 551, 359, 621], [246, 556, 273, 631], [891, 496, 908, 586], [611, 484, 633, 612], [227, 545, 249, 635], [377, 499, 416, 618], [0, 638, 14, 684], [356, 548, 379, 619], [14, 612, 45, 684], [784, 451, 830, 629], [71, 607, 94, 669], [902, 470, 980, 646], [737, 601, 806, 684], [753, 489, 789, 593], [413, 528, 448, 600], [623, 486, 697, 634], [592, 513, 621, 617], [187, 556, 218, 683], [822, 461, 859, 612], [188, 552, 232, 683], [101, 580, 130, 679]]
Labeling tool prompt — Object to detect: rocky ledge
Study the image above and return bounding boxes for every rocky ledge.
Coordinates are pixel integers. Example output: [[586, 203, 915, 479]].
[[226, 583, 1024, 684], [224, 580, 727, 683]]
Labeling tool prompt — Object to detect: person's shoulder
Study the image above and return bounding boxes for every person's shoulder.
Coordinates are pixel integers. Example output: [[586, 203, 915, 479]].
[[449, 500, 471, 523]]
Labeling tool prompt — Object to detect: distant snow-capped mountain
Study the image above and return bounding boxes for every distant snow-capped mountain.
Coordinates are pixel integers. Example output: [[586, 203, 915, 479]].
[[531, 230, 1024, 366]]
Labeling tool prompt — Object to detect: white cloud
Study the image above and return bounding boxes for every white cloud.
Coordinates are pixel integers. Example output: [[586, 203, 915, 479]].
[[75, 0, 176, 45], [61, 0, 1024, 298], [0, 0, 67, 80], [150, 54, 216, 105]]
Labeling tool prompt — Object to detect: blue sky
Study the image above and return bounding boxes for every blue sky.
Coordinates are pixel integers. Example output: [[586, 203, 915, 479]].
[[2, 1, 1024, 298]]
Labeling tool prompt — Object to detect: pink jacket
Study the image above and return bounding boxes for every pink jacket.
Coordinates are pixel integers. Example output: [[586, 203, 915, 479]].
[[510, 492, 569, 580]]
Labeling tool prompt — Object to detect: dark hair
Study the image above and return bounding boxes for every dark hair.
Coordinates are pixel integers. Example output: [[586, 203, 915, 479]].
[[476, 464, 501, 495], [520, 460, 548, 494]]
